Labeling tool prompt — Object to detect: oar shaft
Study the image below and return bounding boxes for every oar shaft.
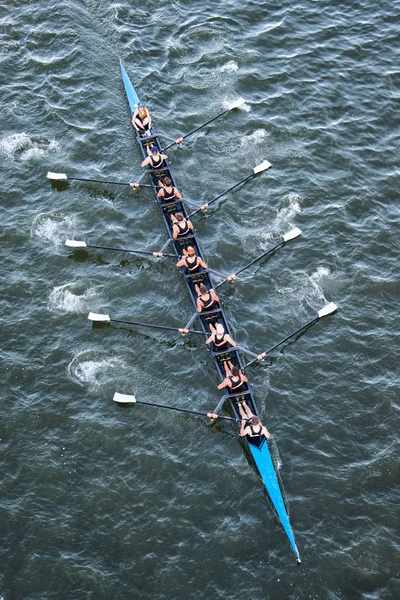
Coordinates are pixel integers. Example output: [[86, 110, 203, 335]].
[[243, 317, 319, 369], [127, 398, 239, 422], [188, 173, 253, 218], [163, 109, 230, 151], [68, 176, 131, 186], [110, 318, 205, 335], [214, 240, 284, 290], [86, 244, 176, 258]]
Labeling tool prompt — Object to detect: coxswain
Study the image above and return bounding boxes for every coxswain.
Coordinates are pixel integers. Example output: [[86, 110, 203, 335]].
[[205, 322, 236, 351], [132, 104, 152, 135], [195, 283, 219, 312], [217, 360, 248, 391], [176, 246, 208, 272], [239, 402, 271, 445], [157, 177, 182, 203], [171, 213, 194, 239], [141, 146, 168, 169]]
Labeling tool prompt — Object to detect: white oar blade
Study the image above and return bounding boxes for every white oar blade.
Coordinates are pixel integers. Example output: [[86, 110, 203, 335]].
[[283, 227, 302, 242], [113, 392, 136, 404], [65, 240, 87, 248], [47, 171, 68, 180], [318, 302, 338, 319], [229, 97, 246, 110], [253, 160, 271, 174], [88, 312, 111, 322]]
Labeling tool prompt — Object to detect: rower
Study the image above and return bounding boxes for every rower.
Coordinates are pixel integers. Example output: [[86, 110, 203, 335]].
[[217, 360, 248, 391], [195, 283, 219, 312], [132, 103, 152, 135], [239, 402, 271, 446], [206, 322, 236, 352], [176, 246, 207, 273], [141, 146, 168, 169], [171, 213, 194, 239], [157, 176, 182, 203]]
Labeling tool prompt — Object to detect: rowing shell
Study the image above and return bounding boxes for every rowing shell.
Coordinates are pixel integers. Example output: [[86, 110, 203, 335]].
[[120, 61, 301, 563]]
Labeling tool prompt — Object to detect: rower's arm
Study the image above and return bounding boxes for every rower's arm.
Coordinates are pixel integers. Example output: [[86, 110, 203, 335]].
[[205, 333, 214, 345], [176, 257, 186, 268], [161, 153, 168, 161], [175, 188, 182, 199], [262, 426, 271, 439], [211, 289, 219, 303], [196, 297, 203, 313], [240, 421, 249, 437], [199, 258, 208, 269], [226, 335, 236, 347], [141, 157, 150, 167], [217, 378, 230, 390]]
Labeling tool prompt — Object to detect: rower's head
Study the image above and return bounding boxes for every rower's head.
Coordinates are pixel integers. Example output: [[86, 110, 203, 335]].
[[163, 176, 172, 186], [175, 212, 185, 222], [186, 246, 195, 256], [215, 323, 224, 335], [199, 283, 208, 295], [150, 145, 159, 154], [231, 366, 240, 377], [251, 416, 260, 426]]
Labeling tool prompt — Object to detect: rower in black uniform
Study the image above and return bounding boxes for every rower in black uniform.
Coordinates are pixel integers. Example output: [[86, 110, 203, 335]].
[[157, 176, 182, 203], [141, 146, 168, 169], [195, 283, 219, 313], [206, 322, 236, 351], [171, 213, 194, 239], [176, 246, 208, 273], [239, 402, 271, 446], [217, 360, 248, 392], [132, 104, 152, 135]]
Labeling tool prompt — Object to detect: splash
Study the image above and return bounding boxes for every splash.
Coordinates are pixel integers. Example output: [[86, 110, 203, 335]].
[[273, 194, 302, 228], [241, 129, 268, 146], [68, 351, 126, 388], [48, 283, 102, 314], [0, 132, 60, 162], [219, 61, 238, 73], [31, 213, 78, 248]]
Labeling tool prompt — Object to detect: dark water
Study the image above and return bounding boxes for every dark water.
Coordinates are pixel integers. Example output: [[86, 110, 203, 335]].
[[1, 0, 399, 598]]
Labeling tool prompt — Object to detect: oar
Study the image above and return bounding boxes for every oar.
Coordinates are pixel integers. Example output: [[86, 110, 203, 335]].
[[88, 312, 205, 336], [113, 393, 239, 422], [243, 302, 338, 369], [65, 240, 176, 258], [47, 172, 157, 188], [214, 228, 302, 290], [188, 160, 271, 218], [162, 97, 246, 151]]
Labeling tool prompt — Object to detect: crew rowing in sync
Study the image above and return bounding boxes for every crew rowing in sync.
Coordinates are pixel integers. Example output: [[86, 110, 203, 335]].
[[206, 322, 236, 352], [171, 213, 194, 239], [141, 146, 168, 169], [195, 283, 219, 312], [176, 246, 208, 272]]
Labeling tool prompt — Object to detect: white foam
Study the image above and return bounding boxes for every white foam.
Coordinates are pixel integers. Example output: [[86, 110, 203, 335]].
[[31, 213, 78, 248], [0, 132, 60, 162], [68, 351, 126, 387], [219, 61, 238, 73], [241, 129, 268, 147], [48, 283, 102, 314], [273, 194, 302, 228]]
